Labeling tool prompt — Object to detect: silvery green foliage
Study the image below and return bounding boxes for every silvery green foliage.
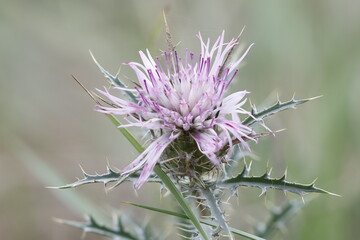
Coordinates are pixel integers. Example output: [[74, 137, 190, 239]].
[[56, 215, 162, 240], [55, 166, 160, 190], [219, 162, 331, 196], [90, 52, 137, 102], [56, 93, 332, 239], [255, 199, 305, 239], [242, 96, 321, 126], [57, 32, 335, 239]]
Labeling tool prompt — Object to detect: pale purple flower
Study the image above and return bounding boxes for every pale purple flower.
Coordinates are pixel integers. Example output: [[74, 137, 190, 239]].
[[97, 32, 255, 189]]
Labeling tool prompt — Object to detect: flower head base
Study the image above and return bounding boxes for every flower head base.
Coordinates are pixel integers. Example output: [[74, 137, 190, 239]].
[[97, 32, 255, 189]]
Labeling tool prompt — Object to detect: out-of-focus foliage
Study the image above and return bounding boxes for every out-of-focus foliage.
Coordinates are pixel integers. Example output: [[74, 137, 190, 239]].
[[1, 0, 359, 239]]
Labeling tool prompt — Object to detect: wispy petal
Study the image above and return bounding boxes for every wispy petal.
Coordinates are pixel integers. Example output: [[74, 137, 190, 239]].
[[123, 132, 180, 189]]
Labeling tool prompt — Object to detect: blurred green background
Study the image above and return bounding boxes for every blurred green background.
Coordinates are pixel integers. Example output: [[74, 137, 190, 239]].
[[1, 0, 359, 239]]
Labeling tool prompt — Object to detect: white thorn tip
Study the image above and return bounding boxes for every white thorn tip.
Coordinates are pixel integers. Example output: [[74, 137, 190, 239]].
[[79, 164, 86, 174], [308, 95, 323, 101]]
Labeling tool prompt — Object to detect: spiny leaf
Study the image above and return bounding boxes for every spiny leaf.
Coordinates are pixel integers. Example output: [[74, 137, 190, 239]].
[[90, 51, 137, 102], [55, 215, 137, 240], [200, 188, 233, 240], [51, 166, 160, 189], [53, 166, 121, 189], [219, 163, 337, 196], [123, 201, 265, 240], [255, 199, 305, 238], [242, 96, 321, 126]]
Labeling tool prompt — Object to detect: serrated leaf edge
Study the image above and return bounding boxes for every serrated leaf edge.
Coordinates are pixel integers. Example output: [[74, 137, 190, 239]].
[[243, 96, 321, 126], [55, 215, 137, 240], [219, 163, 339, 197]]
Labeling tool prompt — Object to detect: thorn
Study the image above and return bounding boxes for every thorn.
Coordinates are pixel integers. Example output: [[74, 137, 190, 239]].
[[243, 165, 251, 177], [249, 99, 256, 112], [307, 95, 323, 101], [283, 167, 288, 179], [79, 164, 86, 174], [259, 188, 267, 197], [105, 159, 114, 173], [71, 75, 101, 105], [89, 49, 96, 62], [115, 65, 121, 78], [275, 128, 286, 134], [237, 26, 246, 40], [324, 191, 342, 197], [310, 177, 318, 186]]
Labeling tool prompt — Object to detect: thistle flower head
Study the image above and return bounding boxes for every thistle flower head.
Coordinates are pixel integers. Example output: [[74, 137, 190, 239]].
[[97, 32, 255, 189]]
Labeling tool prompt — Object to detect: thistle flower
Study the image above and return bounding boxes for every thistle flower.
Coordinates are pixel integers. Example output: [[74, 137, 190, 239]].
[[97, 32, 255, 189]]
